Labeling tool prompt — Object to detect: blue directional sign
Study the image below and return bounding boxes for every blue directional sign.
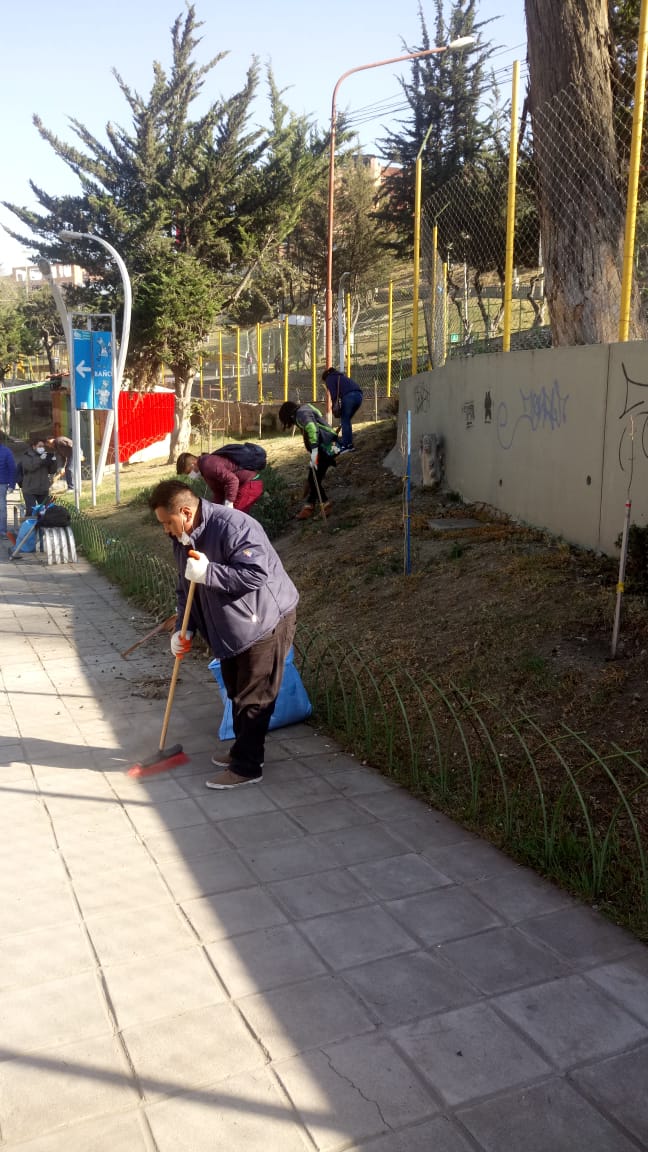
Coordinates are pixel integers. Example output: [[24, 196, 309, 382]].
[[72, 329, 93, 409], [92, 332, 113, 410], [72, 329, 114, 410]]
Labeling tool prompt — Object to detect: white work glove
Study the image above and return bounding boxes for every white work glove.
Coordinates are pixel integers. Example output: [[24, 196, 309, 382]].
[[310, 447, 319, 469], [224, 500, 234, 508], [170, 630, 193, 658], [185, 551, 209, 584]]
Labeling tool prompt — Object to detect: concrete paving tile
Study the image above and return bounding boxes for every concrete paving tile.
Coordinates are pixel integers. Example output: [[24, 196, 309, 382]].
[[72, 864, 173, 917], [386, 887, 502, 946], [342, 951, 478, 1025], [571, 1043, 648, 1146], [423, 839, 525, 884], [0, 879, 78, 937], [216, 809, 305, 849], [275, 733, 339, 758], [146, 1066, 311, 1152], [323, 767, 397, 797], [387, 814, 478, 852], [299, 905, 418, 971], [275, 1035, 438, 1149], [241, 837, 340, 883], [311, 825, 409, 867], [157, 848, 257, 901], [585, 951, 648, 1026], [495, 975, 648, 1070], [181, 885, 287, 942], [350, 788, 431, 820], [439, 926, 571, 995], [0, 921, 93, 992], [349, 853, 452, 900], [0, 970, 111, 1056], [0, 1109, 152, 1152], [196, 785, 278, 820], [519, 906, 640, 966], [206, 923, 327, 997], [469, 869, 575, 922], [458, 1077, 639, 1152], [392, 1001, 551, 1106], [259, 775, 339, 809], [262, 757, 318, 780], [287, 798, 376, 834], [346, 1115, 475, 1152], [143, 820, 230, 861], [103, 945, 226, 1029], [122, 1002, 266, 1101], [267, 869, 373, 919], [0, 846, 67, 893], [124, 796, 208, 836], [0, 1033, 138, 1144], [85, 903, 195, 965], [237, 974, 375, 1059]]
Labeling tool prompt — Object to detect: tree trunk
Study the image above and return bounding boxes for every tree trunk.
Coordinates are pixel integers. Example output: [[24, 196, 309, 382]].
[[525, 0, 644, 344], [167, 370, 194, 463]]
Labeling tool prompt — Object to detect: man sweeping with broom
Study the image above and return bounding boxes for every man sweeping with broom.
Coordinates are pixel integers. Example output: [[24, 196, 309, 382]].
[[148, 479, 298, 788]]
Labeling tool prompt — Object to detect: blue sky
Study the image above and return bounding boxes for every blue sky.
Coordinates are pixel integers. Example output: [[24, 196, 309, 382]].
[[0, 0, 526, 270]]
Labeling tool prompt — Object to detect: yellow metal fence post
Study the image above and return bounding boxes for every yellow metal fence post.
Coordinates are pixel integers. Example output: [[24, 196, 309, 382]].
[[502, 60, 520, 353], [431, 224, 438, 368], [311, 304, 317, 401], [256, 323, 263, 403], [386, 279, 393, 397], [283, 315, 289, 401], [218, 332, 224, 402], [345, 292, 352, 376], [619, 0, 648, 341], [236, 327, 241, 401]]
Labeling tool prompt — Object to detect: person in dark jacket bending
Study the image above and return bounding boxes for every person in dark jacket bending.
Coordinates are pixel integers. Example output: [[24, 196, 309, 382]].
[[149, 479, 298, 789], [322, 367, 363, 451], [278, 401, 340, 520], [176, 451, 263, 514]]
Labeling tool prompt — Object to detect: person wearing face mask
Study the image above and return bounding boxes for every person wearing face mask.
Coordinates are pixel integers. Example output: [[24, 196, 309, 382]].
[[148, 479, 298, 789], [19, 436, 58, 515], [176, 450, 264, 514]]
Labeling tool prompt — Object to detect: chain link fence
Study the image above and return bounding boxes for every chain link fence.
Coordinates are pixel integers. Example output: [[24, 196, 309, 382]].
[[419, 67, 646, 364]]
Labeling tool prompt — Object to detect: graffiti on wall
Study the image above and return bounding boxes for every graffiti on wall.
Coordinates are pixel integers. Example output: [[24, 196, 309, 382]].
[[484, 390, 492, 423], [462, 402, 475, 428], [496, 380, 569, 450], [415, 383, 430, 414], [618, 362, 648, 472]]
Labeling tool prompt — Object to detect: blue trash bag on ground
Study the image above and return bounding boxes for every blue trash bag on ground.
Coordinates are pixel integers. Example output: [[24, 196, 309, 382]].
[[13, 517, 38, 554], [208, 645, 312, 741]]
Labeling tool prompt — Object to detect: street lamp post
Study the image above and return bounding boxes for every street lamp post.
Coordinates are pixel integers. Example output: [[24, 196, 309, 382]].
[[325, 37, 476, 375], [58, 231, 132, 503]]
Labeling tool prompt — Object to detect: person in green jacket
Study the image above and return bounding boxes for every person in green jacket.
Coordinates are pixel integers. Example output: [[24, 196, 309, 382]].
[[279, 401, 341, 520]]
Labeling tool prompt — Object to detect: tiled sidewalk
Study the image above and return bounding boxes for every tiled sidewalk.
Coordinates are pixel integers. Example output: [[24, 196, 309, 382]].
[[1, 550, 648, 1151]]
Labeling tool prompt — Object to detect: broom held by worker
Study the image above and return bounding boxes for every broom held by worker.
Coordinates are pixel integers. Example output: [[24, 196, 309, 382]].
[[278, 401, 340, 521], [322, 367, 363, 452], [148, 480, 298, 789]]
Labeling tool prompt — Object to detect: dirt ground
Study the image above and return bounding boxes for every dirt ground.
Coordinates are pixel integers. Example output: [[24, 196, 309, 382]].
[[265, 418, 648, 762]]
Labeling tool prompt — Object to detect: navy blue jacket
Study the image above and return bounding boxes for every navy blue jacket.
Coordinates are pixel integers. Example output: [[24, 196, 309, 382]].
[[172, 499, 298, 659], [0, 444, 17, 487], [325, 370, 363, 405]]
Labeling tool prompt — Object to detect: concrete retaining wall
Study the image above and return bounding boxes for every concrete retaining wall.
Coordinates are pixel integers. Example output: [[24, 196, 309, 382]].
[[388, 341, 648, 555]]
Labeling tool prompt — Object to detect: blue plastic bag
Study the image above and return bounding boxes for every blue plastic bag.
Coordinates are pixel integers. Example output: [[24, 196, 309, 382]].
[[14, 517, 38, 554], [208, 645, 312, 740]]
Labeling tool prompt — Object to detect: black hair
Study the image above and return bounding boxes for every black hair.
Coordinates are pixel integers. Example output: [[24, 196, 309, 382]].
[[176, 451, 197, 475], [278, 401, 299, 429], [148, 478, 197, 512], [321, 367, 335, 381]]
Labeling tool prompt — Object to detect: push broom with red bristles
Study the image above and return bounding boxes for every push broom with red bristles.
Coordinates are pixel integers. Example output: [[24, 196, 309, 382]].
[[127, 563, 198, 778]]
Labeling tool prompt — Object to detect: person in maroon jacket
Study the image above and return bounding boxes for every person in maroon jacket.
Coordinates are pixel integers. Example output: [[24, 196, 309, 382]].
[[176, 450, 263, 514]]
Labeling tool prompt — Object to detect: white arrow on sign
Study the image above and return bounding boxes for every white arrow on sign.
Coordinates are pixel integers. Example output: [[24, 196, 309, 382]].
[[76, 360, 91, 379]]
